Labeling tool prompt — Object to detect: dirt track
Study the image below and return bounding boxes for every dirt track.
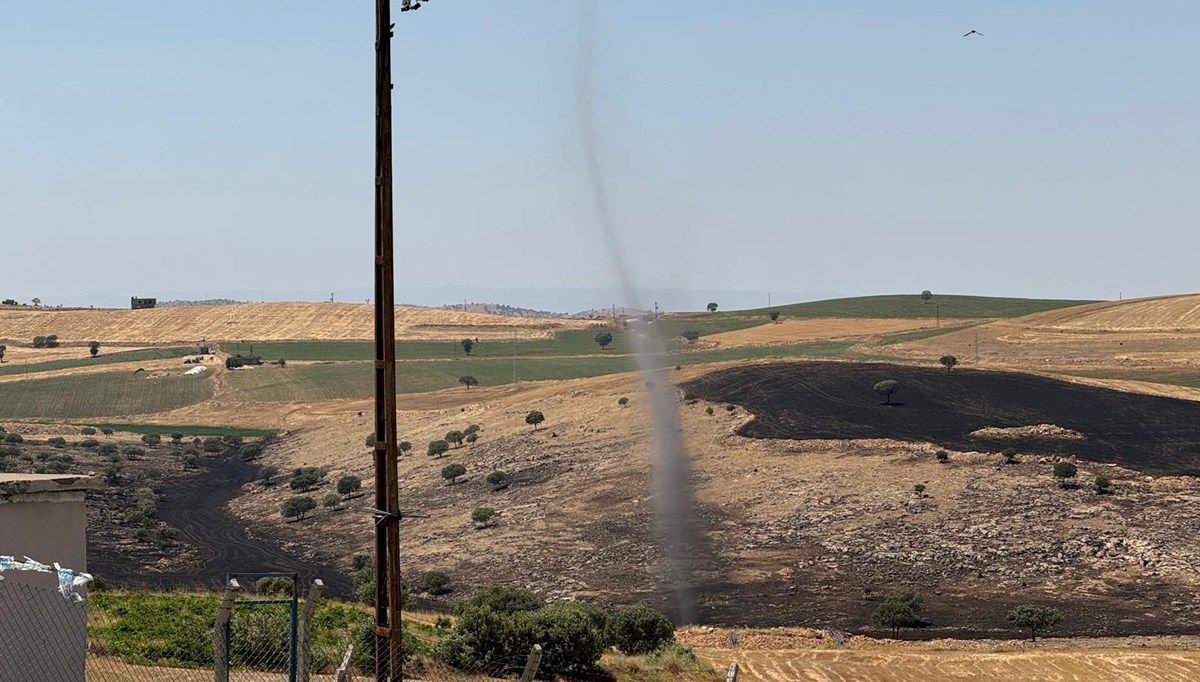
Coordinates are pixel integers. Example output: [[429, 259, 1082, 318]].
[[684, 362, 1200, 475]]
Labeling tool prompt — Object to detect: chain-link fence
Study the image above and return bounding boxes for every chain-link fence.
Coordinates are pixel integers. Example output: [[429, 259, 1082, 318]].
[[0, 573, 369, 682]]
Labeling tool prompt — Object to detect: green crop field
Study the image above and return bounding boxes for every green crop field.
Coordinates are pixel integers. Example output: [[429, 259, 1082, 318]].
[[0, 371, 212, 419], [242, 331, 624, 363], [82, 423, 278, 438], [0, 346, 193, 377], [223, 341, 855, 402]]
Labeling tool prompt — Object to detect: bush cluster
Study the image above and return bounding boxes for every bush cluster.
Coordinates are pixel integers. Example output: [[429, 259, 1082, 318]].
[[433, 588, 675, 677]]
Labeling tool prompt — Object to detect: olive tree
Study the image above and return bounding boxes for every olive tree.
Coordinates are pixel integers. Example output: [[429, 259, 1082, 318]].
[[471, 506, 497, 528], [594, 332, 614, 350], [461, 338, 474, 355], [707, 302, 718, 312], [281, 496, 317, 521], [458, 375, 478, 389], [921, 290, 933, 304], [445, 430, 465, 448], [442, 463, 466, 485], [873, 379, 900, 405], [769, 310, 780, 323], [88, 341, 101, 357], [939, 355, 958, 372], [870, 590, 922, 638], [427, 440, 450, 458], [1006, 604, 1062, 641], [525, 410, 545, 431], [1053, 462, 1078, 487]]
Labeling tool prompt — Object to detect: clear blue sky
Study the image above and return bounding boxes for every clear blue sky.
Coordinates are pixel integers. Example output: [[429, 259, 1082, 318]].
[[2, 1, 1198, 308]]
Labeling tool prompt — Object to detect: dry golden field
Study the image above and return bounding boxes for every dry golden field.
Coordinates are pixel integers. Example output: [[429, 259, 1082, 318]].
[[0, 302, 590, 344], [696, 646, 1200, 682], [890, 295, 1200, 370]]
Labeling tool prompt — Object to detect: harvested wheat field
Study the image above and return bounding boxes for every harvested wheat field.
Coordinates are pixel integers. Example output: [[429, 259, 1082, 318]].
[[0, 303, 592, 345], [706, 318, 956, 348], [696, 647, 1200, 682], [889, 294, 1200, 370]]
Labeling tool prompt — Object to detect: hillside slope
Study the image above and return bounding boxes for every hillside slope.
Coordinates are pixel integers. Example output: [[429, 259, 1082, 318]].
[[0, 302, 590, 344]]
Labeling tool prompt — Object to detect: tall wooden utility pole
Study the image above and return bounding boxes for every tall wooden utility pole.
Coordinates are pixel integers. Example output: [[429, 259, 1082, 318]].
[[373, 0, 402, 679]]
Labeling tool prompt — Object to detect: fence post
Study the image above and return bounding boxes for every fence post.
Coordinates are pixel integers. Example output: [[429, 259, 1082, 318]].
[[725, 662, 739, 682], [296, 579, 324, 682], [519, 643, 543, 682], [213, 578, 240, 682], [335, 643, 354, 682]]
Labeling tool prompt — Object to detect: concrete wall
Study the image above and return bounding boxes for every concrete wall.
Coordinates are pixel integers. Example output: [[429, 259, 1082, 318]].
[[0, 474, 102, 681]]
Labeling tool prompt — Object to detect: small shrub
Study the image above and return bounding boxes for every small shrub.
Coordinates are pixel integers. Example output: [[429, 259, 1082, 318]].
[[465, 433, 478, 444], [48, 437, 67, 448], [724, 404, 736, 413], [170, 432, 184, 443], [365, 433, 376, 448], [257, 465, 279, 485], [935, 450, 949, 462], [464, 424, 480, 435], [618, 397, 629, 407], [1002, 448, 1018, 464], [122, 446, 145, 458], [913, 484, 926, 496], [455, 586, 544, 615], [80, 427, 97, 436], [80, 439, 99, 449], [141, 433, 161, 446], [323, 493, 342, 510], [101, 428, 114, 435], [606, 605, 675, 655], [1053, 462, 1078, 487], [705, 406, 714, 416], [4, 433, 23, 444], [413, 570, 452, 595], [486, 470, 511, 491], [471, 506, 497, 528], [1094, 475, 1111, 494]]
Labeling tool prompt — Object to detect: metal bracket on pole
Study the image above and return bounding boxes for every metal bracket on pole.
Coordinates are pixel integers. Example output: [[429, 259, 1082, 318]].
[[213, 578, 241, 682], [519, 643, 543, 682], [296, 579, 325, 682]]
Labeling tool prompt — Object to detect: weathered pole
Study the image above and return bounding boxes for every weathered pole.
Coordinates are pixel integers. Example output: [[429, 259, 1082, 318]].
[[373, 0, 403, 679]]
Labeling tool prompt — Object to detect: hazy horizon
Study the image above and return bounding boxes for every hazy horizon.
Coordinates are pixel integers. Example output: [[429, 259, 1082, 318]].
[[4, 2, 1198, 306]]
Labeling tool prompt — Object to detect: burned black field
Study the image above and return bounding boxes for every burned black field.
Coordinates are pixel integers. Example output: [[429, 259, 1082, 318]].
[[685, 362, 1200, 475]]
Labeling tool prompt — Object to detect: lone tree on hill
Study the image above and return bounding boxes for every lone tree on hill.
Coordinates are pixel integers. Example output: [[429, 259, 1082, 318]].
[[427, 440, 450, 458], [445, 430, 465, 448], [88, 341, 100, 357], [458, 375, 478, 389], [769, 310, 780, 323], [939, 355, 958, 372], [870, 590, 922, 638], [525, 410, 545, 431], [682, 330, 701, 344], [1053, 462, 1078, 487], [441, 462, 466, 485], [707, 302, 719, 313], [1006, 604, 1062, 642], [281, 496, 317, 521], [471, 506, 497, 528], [337, 475, 362, 498], [461, 338, 474, 355], [922, 290, 933, 304], [594, 331, 614, 350], [873, 379, 900, 405]]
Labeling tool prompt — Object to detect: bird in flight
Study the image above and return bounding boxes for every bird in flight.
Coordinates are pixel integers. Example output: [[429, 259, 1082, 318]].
[[963, 30, 983, 37]]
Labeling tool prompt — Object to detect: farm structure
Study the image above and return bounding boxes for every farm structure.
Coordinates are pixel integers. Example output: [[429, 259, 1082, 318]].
[[130, 297, 156, 310]]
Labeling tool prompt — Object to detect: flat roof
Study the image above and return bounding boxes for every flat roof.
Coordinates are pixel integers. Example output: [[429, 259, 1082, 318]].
[[0, 473, 105, 496]]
